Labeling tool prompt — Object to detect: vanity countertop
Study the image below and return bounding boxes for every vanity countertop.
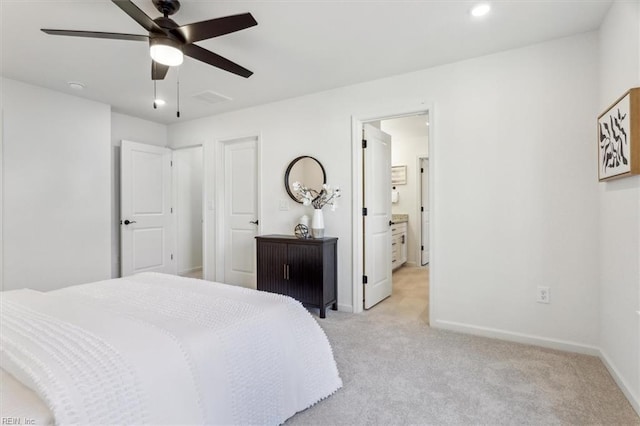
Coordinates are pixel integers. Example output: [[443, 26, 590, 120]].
[[392, 214, 408, 224]]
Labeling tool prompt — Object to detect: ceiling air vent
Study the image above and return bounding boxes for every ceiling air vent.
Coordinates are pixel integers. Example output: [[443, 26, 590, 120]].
[[192, 90, 232, 104]]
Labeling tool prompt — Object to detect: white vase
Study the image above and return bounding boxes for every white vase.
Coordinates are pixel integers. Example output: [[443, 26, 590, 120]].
[[311, 208, 324, 238]]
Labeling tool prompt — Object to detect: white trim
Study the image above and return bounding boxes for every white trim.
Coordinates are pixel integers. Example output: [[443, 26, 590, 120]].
[[337, 303, 354, 313], [433, 319, 600, 356], [0, 109, 3, 291], [351, 104, 433, 314], [171, 150, 178, 275], [203, 141, 214, 281], [0, 109, 4, 291], [427, 108, 435, 326], [179, 266, 203, 275], [599, 349, 640, 416], [351, 117, 364, 313], [200, 146, 207, 280]]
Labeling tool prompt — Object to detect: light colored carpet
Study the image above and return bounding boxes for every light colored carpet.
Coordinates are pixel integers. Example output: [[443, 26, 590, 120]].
[[287, 266, 640, 425]]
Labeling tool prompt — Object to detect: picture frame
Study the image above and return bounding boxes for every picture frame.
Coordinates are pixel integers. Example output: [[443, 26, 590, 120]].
[[391, 165, 407, 185], [598, 87, 640, 181]]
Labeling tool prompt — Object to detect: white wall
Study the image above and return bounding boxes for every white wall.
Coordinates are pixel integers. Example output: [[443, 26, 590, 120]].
[[110, 112, 167, 277], [598, 0, 640, 413], [1, 78, 111, 291], [174, 146, 203, 275], [169, 32, 601, 351]]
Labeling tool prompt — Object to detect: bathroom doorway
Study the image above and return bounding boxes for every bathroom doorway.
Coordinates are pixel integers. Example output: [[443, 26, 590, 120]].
[[354, 110, 431, 324]]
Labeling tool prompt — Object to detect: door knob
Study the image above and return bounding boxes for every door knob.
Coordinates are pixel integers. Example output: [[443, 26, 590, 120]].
[[389, 220, 395, 226], [123, 219, 137, 225], [250, 220, 259, 225]]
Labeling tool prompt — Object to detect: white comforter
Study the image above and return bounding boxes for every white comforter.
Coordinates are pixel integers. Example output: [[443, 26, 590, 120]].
[[0, 273, 342, 425]]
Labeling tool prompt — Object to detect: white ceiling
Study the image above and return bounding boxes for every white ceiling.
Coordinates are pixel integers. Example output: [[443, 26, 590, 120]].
[[381, 114, 429, 142], [1, 0, 612, 124]]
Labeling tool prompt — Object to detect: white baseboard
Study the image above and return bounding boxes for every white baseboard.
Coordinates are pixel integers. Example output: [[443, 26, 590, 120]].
[[337, 303, 353, 313], [599, 349, 640, 417], [432, 319, 600, 356], [179, 266, 202, 275]]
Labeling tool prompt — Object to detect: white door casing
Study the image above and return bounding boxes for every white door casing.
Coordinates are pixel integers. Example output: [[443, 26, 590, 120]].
[[421, 157, 430, 265], [217, 137, 259, 288], [363, 124, 393, 309], [120, 140, 175, 277]]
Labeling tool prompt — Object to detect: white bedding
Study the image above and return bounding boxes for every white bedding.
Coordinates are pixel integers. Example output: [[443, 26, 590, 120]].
[[0, 273, 342, 425]]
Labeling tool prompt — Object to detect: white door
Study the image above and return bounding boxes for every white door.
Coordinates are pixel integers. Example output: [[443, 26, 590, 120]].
[[219, 137, 259, 288], [363, 124, 393, 309], [421, 158, 430, 265], [120, 140, 175, 276]]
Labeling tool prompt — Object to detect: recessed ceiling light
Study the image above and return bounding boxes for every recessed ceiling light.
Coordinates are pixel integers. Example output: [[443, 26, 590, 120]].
[[67, 81, 85, 90], [471, 3, 491, 17]]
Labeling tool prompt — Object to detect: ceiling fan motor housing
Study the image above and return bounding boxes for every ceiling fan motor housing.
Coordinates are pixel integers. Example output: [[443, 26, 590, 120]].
[[153, 0, 180, 17]]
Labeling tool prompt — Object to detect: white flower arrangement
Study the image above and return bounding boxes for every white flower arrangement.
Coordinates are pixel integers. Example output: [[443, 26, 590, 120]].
[[292, 181, 341, 210]]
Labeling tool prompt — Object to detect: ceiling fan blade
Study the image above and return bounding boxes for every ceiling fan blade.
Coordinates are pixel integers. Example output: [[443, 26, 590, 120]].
[[42, 29, 148, 42], [183, 44, 253, 78], [112, 0, 164, 33], [152, 61, 169, 80], [173, 13, 257, 44]]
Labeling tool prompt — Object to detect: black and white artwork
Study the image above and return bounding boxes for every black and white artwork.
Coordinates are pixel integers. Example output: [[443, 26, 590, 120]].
[[598, 92, 631, 180]]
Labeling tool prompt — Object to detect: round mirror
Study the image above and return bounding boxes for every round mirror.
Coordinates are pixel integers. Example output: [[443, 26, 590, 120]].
[[284, 156, 327, 204]]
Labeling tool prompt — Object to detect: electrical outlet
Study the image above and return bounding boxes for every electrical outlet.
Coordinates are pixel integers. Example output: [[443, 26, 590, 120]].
[[537, 286, 550, 304]]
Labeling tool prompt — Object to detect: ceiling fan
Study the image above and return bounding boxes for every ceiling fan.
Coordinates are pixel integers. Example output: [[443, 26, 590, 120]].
[[41, 0, 257, 81]]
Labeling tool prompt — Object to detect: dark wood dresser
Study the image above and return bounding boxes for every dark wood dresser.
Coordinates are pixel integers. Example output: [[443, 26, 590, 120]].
[[256, 235, 338, 318]]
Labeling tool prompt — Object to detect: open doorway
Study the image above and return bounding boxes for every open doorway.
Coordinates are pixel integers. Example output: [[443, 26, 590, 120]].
[[174, 146, 204, 279], [119, 141, 204, 279], [381, 114, 429, 323], [353, 109, 432, 325]]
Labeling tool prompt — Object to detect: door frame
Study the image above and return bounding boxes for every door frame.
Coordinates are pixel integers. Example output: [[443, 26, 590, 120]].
[[213, 134, 262, 283], [351, 105, 434, 321]]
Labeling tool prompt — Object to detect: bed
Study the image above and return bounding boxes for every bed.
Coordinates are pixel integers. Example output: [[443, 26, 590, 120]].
[[0, 272, 342, 425]]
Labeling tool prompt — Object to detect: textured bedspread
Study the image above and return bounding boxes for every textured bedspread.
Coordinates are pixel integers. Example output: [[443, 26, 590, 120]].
[[0, 273, 342, 425]]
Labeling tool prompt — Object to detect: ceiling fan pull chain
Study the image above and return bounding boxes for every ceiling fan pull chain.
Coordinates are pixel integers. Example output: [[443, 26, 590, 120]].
[[176, 67, 181, 118], [153, 80, 157, 109]]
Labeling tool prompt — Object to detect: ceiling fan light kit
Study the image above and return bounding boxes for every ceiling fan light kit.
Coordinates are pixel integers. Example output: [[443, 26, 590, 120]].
[[149, 36, 183, 66], [41, 0, 257, 116]]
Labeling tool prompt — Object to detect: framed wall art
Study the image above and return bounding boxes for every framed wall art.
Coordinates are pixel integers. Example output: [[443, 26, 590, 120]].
[[598, 87, 640, 181], [391, 165, 407, 185]]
